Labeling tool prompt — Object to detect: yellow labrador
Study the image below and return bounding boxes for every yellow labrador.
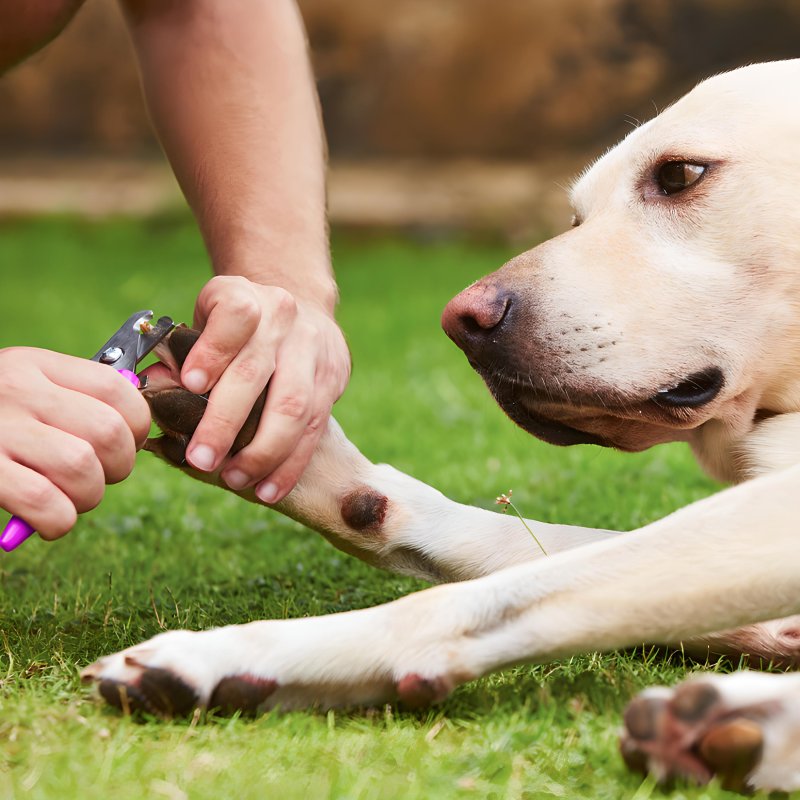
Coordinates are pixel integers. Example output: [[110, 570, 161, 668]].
[[83, 60, 800, 792]]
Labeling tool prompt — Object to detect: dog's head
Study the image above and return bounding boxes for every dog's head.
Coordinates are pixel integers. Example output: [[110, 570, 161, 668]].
[[443, 61, 800, 464]]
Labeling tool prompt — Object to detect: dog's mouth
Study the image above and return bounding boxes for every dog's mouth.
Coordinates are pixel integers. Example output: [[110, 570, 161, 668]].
[[476, 364, 726, 449]]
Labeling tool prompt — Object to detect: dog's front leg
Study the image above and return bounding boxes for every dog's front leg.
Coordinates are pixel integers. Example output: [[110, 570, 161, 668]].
[[84, 463, 800, 789], [143, 326, 616, 582]]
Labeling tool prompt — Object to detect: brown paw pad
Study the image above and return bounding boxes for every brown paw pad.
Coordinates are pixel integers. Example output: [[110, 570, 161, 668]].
[[698, 718, 764, 793], [163, 325, 201, 370], [395, 673, 451, 709], [144, 388, 208, 438], [341, 487, 389, 532], [98, 668, 199, 718], [144, 434, 190, 466], [208, 675, 278, 716]]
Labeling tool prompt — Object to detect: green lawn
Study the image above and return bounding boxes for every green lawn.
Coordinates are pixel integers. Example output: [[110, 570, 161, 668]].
[[0, 217, 769, 799]]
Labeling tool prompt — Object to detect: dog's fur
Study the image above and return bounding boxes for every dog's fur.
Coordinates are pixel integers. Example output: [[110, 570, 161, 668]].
[[83, 61, 800, 791]]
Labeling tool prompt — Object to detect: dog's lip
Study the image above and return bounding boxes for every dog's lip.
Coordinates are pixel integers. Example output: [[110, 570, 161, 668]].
[[475, 365, 725, 445], [502, 403, 607, 446], [475, 369, 608, 445], [651, 367, 725, 409]]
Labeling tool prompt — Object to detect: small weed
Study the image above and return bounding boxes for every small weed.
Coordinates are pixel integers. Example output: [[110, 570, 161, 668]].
[[496, 489, 548, 556]]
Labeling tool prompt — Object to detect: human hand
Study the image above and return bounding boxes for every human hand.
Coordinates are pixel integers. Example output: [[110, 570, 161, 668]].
[[0, 348, 151, 539], [177, 276, 351, 503]]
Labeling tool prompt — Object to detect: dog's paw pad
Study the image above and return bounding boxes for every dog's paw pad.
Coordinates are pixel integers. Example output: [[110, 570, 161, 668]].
[[138, 666, 201, 716], [671, 680, 722, 722], [622, 691, 668, 742], [395, 673, 451, 709], [95, 667, 200, 718], [98, 679, 150, 715], [208, 675, 278, 716], [698, 719, 764, 793], [145, 389, 208, 438]]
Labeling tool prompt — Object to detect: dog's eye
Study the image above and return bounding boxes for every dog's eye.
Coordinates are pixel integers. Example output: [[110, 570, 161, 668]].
[[656, 161, 706, 195]]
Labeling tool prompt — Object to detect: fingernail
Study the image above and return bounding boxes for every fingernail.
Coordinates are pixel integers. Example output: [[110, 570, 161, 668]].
[[183, 369, 209, 394], [188, 444, 216, 472], [256, 481, 280, 504], [223, 469, 250, 490]]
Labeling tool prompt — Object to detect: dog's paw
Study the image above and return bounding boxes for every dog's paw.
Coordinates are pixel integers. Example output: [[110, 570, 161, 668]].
[[82, 611, 463, 717], [81, 629, 277, 718], [140, 326, 265, 467], [620, 671, 800, 793]]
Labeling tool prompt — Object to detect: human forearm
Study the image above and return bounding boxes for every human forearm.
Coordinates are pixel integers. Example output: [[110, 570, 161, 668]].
[[120, 0, 335, 311]]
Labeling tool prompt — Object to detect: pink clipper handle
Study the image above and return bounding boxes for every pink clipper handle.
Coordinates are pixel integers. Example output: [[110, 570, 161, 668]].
[[0, 369, 140, 552]]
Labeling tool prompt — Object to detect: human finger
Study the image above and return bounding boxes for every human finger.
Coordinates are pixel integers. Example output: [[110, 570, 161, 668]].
[[180, 275, 263, 394]]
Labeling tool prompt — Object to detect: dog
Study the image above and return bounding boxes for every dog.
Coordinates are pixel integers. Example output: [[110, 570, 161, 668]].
[[82, 60, 800, 793]]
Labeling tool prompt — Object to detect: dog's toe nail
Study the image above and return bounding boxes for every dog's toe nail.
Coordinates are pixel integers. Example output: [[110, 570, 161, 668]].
[[208, 675, 278, 716], [670, 681, 721, 723]]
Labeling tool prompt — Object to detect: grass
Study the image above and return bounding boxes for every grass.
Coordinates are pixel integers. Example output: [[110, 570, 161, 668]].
[[0, 216, 774, 799]]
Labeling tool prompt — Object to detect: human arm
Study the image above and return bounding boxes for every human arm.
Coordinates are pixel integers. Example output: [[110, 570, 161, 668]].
[[119, 0, 350, 502]]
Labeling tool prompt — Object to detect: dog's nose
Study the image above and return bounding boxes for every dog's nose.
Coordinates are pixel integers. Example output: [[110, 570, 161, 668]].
[[441, 282, 513, 356]]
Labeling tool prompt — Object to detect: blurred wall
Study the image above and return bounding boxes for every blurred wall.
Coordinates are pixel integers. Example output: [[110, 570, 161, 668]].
[[0, 0, 799, 159]]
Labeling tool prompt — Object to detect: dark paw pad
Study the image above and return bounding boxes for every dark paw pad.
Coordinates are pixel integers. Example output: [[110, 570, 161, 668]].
[[98, 679, 150, 714], [670, 681, 722, 723], [341, 487, 388, 532], [144, 433, 190, 466], [208, 675, 278, 716], [623, 693, 667, 741], [138, 667, 200, 716], [165, 326, 201, 370], [98, 668, 199, 718], [146, 388, 208, 438], [395, 673, 451, 709]]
